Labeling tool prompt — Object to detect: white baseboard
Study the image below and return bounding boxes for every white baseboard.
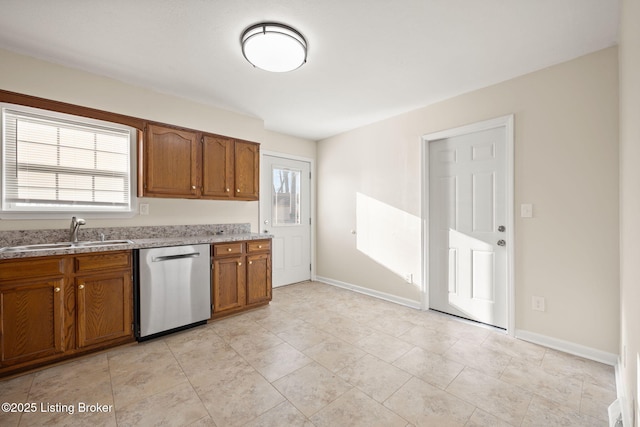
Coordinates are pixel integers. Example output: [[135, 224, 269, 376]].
[[315, 276, 421, 310], [315, 277, 618, 367], [515, 329, 618, 366]]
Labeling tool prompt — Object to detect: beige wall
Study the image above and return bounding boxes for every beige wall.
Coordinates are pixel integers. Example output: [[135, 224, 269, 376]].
[[619, 0, 640, 422], [318, 47, 620, 354], [262, 130, 317, 160], [0, 48, 316, 232]]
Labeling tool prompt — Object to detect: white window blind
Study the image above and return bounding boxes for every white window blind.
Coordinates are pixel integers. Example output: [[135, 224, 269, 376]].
[[1, 104, 135, 215]]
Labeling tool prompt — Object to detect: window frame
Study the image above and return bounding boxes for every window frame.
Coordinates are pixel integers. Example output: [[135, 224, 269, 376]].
[[0, 102, 139, 219]]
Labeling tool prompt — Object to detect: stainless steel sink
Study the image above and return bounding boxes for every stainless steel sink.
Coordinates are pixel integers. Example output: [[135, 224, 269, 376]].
[[74, 240, 134, 247], [0, 242, 75, 252], [0, 239, 134, 253]]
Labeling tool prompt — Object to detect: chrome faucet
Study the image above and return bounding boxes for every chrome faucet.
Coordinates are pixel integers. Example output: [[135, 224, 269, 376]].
[[69, 216, 86, 242]]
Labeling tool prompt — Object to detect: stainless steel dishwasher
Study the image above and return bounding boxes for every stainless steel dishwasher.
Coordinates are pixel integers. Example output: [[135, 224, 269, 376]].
[[136, 244, 211, 340]]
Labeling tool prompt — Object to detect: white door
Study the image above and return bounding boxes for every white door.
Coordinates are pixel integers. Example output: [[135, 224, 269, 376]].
[[260, 155, 311, 287], [429, 126, 507, 328]]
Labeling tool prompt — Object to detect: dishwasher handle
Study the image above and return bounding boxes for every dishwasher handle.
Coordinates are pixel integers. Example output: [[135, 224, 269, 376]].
[[152, 252, 201, 262]]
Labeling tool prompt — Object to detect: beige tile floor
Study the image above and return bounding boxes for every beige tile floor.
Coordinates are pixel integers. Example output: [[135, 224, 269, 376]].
[[0, 281, 616, 426]]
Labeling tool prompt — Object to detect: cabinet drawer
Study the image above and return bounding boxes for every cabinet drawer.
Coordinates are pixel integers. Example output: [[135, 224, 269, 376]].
[[247, 240, 271, 253], [0, 257, 65, 282], [213, 243, 244, 257], [75, 251, 131, 273]]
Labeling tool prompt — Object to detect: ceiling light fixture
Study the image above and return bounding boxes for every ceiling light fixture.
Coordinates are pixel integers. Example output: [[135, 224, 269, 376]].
[[241, 22, 307, 72]]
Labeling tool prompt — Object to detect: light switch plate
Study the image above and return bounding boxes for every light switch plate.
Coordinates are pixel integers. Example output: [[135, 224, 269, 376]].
[[521, 204, 533, 218]]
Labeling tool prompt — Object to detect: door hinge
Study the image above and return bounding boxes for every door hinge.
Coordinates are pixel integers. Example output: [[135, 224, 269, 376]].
[[309, 217, 311, 225], [310, 264, 312, 271], [131, 323, 134, 331], [309, 171, 311, 179]]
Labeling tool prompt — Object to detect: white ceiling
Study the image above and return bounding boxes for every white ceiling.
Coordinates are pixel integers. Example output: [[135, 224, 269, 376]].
[[0, 0, 619, 141]]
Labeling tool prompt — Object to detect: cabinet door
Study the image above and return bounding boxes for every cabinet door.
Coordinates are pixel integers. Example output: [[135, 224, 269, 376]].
[[202, 135, 233, 199], [76, 271, 133, 348], [0, 280, 65, 367], [212, 257, 246, 313], [144, 124, 200, 198], [234, 140, 259, 200], [246, 253, 272, 305]]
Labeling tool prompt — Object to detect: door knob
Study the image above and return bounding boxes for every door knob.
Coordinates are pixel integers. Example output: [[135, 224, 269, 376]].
[[497, 240, 506, 247], [498, 225, 506, 232]]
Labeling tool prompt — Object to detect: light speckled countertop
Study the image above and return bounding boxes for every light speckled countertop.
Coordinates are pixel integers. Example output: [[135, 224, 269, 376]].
[[0, 223, 272, 260]]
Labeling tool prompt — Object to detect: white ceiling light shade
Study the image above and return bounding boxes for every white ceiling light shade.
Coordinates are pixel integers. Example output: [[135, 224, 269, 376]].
[[241, 22, 307, 72]]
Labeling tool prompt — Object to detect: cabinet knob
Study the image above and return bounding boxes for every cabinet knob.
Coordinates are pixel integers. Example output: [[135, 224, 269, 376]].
[[238, 262, 242, 266], [192, 185, 196, 190], [249, 261, 253, 265], [258, 245, 262, 249], [227, 248, 232, 252], [78, 284, 85, 290], [236, 189, 240, 193], [226, 188, 230, 192], [54, 287, 61, 293]]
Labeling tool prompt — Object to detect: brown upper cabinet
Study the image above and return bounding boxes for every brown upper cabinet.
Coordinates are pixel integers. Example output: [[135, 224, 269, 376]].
[[143, 124, 200, 198], [234, 140, 260, 200], [141, 124, 259, 201]]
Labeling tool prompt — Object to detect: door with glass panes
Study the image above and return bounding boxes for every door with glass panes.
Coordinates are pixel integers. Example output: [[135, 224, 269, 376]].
[[260, 155, 311, 287]]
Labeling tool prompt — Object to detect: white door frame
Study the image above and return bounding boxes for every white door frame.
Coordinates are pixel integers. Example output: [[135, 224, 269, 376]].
[[421, 115, 515, 335], [260, 150, 316, 282]]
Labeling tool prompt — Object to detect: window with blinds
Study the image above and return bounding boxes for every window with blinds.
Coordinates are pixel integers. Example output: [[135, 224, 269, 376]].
[[1, 103, 136, 216]]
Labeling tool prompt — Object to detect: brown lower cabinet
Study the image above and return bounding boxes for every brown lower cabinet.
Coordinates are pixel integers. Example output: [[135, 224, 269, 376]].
[[0, 251, 134, 377], [0, 240, 271, 376], [74, 252, 133, 349], [211, 239, 272, 318]]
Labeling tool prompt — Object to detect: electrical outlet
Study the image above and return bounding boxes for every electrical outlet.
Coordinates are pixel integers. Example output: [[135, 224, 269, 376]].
[[521, 204, 533, 218], [140, 203, 149, 215], [532, 296, 546, 312], [404, 273, 413, 284]]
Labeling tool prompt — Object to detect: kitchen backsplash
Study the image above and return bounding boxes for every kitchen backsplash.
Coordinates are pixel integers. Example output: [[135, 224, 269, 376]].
[[0, 223, 251, 247]]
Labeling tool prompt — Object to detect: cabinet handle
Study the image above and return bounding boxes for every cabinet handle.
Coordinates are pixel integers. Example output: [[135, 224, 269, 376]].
[[78, 284, 85, 290], [54, 287, 61, 293]]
